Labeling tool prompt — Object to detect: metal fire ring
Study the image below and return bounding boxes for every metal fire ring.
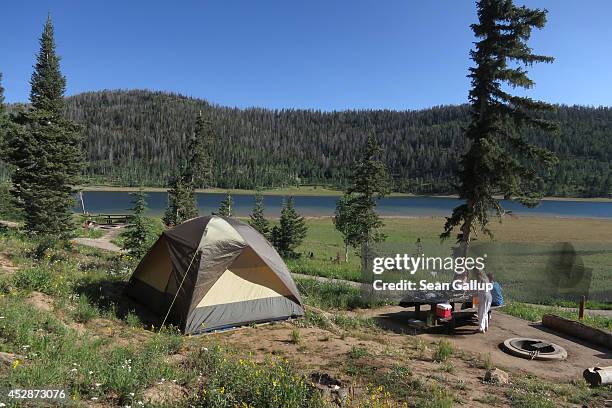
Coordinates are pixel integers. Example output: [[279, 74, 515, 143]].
[[502, 337, 567, 361]]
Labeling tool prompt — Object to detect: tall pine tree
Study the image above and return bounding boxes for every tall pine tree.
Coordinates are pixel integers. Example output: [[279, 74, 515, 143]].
[[249, 193, 270, 236], [0, 73, 4, 117], [441, 0, 558, 251], [122, 189, 153, 260], [5, 17, 85, 238], [163, 170, 198, 226], [217, 193, 233, 217], [334, 132, 390, 255], [275, 196, 307, 258], [333, 193, 359, 262], [0, 73, 6, 142], [186, 111, 214, 188]]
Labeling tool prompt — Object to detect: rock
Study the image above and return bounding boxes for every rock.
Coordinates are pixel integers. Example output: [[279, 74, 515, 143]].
[[0, 352, 25, 368], [334, 387, 349, 403], [485, 368, 509, 384]]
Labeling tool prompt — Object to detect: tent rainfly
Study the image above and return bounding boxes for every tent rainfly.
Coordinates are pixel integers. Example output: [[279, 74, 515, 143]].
[[125, 216, 304, 334]]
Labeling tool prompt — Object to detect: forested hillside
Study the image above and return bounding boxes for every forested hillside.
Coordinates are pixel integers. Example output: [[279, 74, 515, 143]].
[[8, 90, 612, 196]]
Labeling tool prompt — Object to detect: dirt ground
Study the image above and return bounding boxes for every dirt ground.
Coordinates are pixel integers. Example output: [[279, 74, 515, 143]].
[[357, 305, 610, 380], [73, 226, 124, 252]]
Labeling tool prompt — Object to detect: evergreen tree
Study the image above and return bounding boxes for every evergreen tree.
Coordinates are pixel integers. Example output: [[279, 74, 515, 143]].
[[163, 172, 198, 226], [249, 193, 270, 236], [0, 73, 6, 143], [186, 111, 214, 188], [0, 73, 4, 116], [162, 112, 210, 226], [122, 189, 153, 259], [5, 17, 85, 238], [334, 133, 390, 255], [217, 193, 233, 217], [441, 0, 558, 251], [275, 196, 307, 258], [270, 225, 281, 251], [333, 193, 359, 262]]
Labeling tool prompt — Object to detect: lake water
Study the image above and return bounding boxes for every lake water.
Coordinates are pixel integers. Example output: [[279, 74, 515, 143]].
[[77, 191, 612, 219]]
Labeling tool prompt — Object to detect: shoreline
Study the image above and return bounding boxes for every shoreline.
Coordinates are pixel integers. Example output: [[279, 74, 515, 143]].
[[77, 185, 612, 202]]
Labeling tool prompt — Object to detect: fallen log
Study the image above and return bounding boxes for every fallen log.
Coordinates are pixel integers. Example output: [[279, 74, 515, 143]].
[[542, 314, 612, 349]]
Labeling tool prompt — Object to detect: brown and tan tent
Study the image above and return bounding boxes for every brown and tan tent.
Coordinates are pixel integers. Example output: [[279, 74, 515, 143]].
[[125, 216, 303, 334]]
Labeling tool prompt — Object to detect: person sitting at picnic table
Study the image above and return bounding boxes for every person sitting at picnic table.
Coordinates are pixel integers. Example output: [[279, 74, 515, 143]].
[[487, 272, 503, 306]]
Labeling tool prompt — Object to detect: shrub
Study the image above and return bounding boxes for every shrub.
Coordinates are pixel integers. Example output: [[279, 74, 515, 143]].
[[125, 311, 141, 328], [290, 329, 302, 344], [72, 295, 99, 323], [349, 346, 369, 359], [12, 266, 54, 293], [433, 340, 453, 362]]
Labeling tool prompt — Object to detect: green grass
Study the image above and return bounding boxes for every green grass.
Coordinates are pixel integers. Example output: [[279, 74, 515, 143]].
[[501, 302, 612, 331], [433, 339, 453, 362], [289, 217, 612, 307], [186, 345, 322, 407], [0, 295, 189, 405], [295, 277, 388, 310], [506, 374, 612, 408]]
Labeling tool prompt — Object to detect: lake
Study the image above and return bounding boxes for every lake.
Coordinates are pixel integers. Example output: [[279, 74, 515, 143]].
[[77, 191, 612, 219]]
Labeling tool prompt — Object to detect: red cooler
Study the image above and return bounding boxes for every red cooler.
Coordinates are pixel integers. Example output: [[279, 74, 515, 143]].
[[436, 303, 452, 318]]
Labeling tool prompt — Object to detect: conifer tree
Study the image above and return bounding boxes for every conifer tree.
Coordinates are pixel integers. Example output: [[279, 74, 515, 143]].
[[217, 193, 233, 217], [270, 225, 281, 250], [0, 73, 6, 141], [249, 193, 270, 237], [5, 17, 85, 238], [441, 0, 558, 251], [275, 196, 307, 258], [122, 189, 153, 259], [163, 172, 198, 226], [333, 193, 359, 262], [0, 73, 4, 116], [186, 111, 214, 188], [334, 133, 390, 255]]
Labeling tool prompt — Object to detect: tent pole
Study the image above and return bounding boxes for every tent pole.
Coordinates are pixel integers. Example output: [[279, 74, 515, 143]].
[[160, 249, 200, 330]]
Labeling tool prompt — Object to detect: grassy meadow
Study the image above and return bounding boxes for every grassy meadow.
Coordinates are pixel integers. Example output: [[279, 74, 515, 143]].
[[287, 216, 612, 306]]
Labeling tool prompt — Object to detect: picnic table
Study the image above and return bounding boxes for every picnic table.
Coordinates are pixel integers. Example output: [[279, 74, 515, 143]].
[[399, 290, 500, 333]]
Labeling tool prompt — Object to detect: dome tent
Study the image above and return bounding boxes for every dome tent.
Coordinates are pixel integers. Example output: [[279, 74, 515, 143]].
[[125, 216, 303, 334]]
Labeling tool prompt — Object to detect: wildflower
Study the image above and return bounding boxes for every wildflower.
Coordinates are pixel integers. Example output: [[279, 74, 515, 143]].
[[12, 360, 20, 369], [89, 370, 94, 375], [70, 368, 77, 372], [91, 397, 98, 401], [95, 383, 102, 387], [129, 392, 135, 397]]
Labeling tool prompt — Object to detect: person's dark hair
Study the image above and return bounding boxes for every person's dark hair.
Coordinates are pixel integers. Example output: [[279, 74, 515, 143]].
[[487, 272, 494, 282]]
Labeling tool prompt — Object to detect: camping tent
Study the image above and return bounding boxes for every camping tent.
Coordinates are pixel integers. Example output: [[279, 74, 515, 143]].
[[125, 216, 303, 334]]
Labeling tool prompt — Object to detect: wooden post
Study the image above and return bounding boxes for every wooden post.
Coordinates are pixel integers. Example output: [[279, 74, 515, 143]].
[[578, 296, 585, 320], [79, 191, 86, 214]]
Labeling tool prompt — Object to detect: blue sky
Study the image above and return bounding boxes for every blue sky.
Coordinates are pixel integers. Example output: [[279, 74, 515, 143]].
[[2, 1, 611, 110]]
